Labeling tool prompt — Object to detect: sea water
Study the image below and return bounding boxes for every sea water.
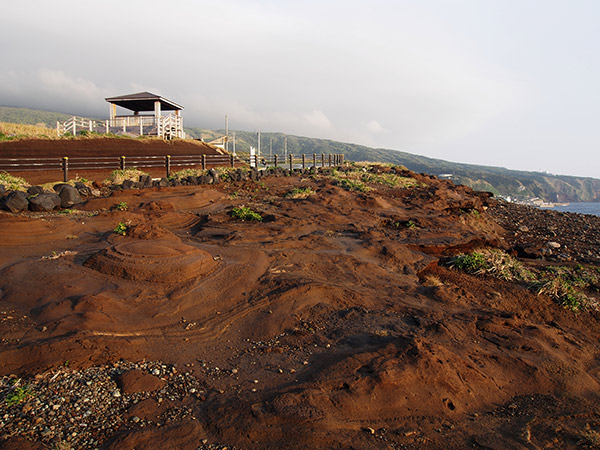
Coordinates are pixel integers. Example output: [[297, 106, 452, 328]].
[[545, 203, 600, 217]]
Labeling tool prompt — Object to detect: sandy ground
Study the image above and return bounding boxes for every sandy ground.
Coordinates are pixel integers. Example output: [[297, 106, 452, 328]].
[[0, 166, 599, 449]]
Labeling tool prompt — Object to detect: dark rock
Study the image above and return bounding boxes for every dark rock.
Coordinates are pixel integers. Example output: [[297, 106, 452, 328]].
[[170, 179, 181, 187], [209, 169, 220, 184], [199, 175, 211, 185], [122, 180, 134, 190], [53, 183, 70, 194], [158, 178, 169, 187], [27, 186, 45, 196], [2, 191, 29, 212], [249, 169, 260, 182], [58, 185, 83, 208], [74, 182, 92, 196], [29, 193, 61, 211], [133, 182, 144, 189], [185, 176, 199, 186], [139, 175, 152, 188], [0, 184, 5, 196]]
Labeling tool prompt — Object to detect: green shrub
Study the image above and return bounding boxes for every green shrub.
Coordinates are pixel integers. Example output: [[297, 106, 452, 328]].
[[115, 201, 128, 211], [114, 222, 129, 235], [5, 386, 33, 406], [231, 206, 263, 222]]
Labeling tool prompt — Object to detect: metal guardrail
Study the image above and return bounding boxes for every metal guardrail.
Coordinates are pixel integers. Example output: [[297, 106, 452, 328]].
[[0, 153, 345, 182]]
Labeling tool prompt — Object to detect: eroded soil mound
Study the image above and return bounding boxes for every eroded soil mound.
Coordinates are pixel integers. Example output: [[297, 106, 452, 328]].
[[0, 167, 599, 449]]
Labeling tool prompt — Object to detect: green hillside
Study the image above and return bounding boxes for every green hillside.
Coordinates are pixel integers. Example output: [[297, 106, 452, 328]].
[[187, 128, 600, 203], [0, 107, 71, 128]]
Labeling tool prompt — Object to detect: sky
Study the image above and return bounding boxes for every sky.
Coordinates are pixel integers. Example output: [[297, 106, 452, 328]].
[[1, 0, 599, 178]]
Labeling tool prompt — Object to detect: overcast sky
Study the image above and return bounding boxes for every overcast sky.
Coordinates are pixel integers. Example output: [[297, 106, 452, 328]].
[[1, 0, 599, 178]]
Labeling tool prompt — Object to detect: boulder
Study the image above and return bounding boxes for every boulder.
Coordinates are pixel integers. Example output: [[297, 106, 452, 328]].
[[185, 176, 199, 186], [208, 169, 220, 184], [58, 185, 83, 208], [139, 175, 153, 188], [2, 191, 29, 212], [199, 175, 212, 185], [53, 183, 70, 194], [0, 184, 5, 196], [249, 169, 260, 182], [27, 186, 45, 196], [158, 178, 169, 187], [29, 193, 61, 211], [122, 180, 134, 190], [74, 182, 92, 197]]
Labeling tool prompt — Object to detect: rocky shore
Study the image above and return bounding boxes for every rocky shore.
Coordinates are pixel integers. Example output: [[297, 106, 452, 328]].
[[0, 164, 599, 449]]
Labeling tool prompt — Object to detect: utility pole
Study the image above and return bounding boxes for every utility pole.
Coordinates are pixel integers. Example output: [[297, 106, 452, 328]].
[[233, 132, 236, 155], [284, 136, 287, 158], [257, 130, 261, 156], [269, 137, 273, 157], [225, 114, 229, 152]]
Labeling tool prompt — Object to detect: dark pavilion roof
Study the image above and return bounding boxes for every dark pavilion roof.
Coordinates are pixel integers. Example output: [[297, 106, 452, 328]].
[[105, 92, 183, 112]]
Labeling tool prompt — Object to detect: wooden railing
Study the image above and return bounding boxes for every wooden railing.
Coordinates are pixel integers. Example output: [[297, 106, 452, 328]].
[[0, 153, 344, 183], [57, 114, 185, 139]]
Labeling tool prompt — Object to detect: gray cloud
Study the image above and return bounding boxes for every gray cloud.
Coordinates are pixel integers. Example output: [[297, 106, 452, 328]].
[[1, 0, 599, 178]]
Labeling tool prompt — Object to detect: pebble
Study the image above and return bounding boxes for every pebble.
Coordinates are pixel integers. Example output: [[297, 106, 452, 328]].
[[152, 368, 161, 376]]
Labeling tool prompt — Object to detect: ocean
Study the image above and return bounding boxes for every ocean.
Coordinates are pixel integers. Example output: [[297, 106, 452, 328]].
[[543, 202, 600, 217]]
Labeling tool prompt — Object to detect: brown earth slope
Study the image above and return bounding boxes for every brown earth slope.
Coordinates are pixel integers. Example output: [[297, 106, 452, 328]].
[[0, 167, 599, 449]]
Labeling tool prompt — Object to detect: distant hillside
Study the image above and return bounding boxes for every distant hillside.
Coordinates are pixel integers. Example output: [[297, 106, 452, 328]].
[[0, 107, 71, 128], [1, 108, 598, 203], [188, 128, 600, 203]]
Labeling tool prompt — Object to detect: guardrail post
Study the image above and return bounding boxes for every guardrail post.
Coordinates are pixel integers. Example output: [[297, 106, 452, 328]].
[[120, 156, 126, 170], [166, 155, 171, 178], [321, 153, 325, 168], [230, 154, 235, 168], [340, 154, 344, 165], [62, 157, 69, 182], [313, 153, 317, 169], [202, 154, 206, 171], [302, 154, 306, 170], [255, 154, 259, 168], [289, 154, 293, 171], [328, 154, 332, 167], [274, 154, 278, 168]]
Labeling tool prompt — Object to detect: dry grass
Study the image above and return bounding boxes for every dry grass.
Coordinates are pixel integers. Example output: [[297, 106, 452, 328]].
[[104, 168, 149, 185], [0, 122, 56, 139]]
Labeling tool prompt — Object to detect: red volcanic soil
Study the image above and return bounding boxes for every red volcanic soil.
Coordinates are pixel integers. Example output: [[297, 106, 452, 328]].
[[0, 138, 223, 184], [1, 167, 600, 449]]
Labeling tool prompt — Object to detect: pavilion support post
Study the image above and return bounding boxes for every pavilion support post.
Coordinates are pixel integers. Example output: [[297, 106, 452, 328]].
[[155, 101, 162, 137]]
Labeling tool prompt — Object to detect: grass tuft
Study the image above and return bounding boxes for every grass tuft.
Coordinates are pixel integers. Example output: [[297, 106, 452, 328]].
[[231, 206, 263, 222]]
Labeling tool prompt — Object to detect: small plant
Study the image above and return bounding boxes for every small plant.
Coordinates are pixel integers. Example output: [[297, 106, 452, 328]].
[[229, 191, 239, 199], [231, 206, 263, 222], [59, 209, 73, 214], [286, 187, 314, 199], [5, 386, 33, 406], [115, 201, 128, 211], [451, 252, 489, 275], [114, 222, 129, 235]]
